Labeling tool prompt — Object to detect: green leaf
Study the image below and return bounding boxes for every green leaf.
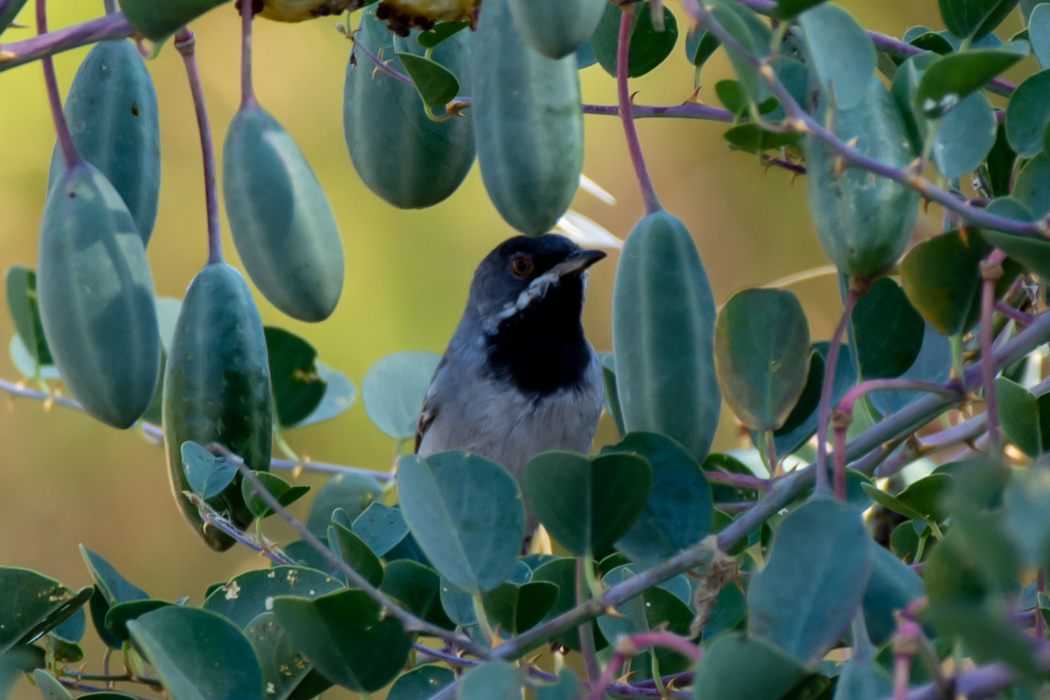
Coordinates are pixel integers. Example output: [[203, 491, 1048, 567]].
[[722, 124, 801, 154], [52, 608, 85, 644], [240, 471, 310, 519], [798, 3, 876, 110], [201, 566, 343, 630], [245, 613, 331, 700], [458, 662, 525, 700], [380, 560, 452, 628], [534, 669, 580, 700], [128, 607, 263, 700], [1004, 461, 1050, 567], [714, 288, 811, 431], [982, 229, 1050, 282], [0, 0, 28, 35], [748, 498, 872, 668], [926, 600, 1042, 679], [861, 484, 928, 521], [1006, 70, 1050, 157], [328, 521, 384, 588], [265, 327, 326, 428], [362, 351, 440, 440], [832, 653, 893, 700], [851, 279, 924, 380], [604, 432, 712, 566], [387, 665, 455, 700], [351, 501, 409, 557], [996, 376, 1042, 456], [772, 343, 856, 458], [9, 335, 60, 380], [1031, 3, 1050, 67], [592, 1, 678, 78], [290, 362, 356, 429], [1013, 151, 1050, 217], [5, 265, 52, 367], [900, 230, 989, 336], [690, 632, 809, 700], [273, 589, 411, 693], [417, 21, 469, 49], [33, 669, 72, 700], [599, 354, 626, 438], [103, 600, 172, 642], [397, 452, 524, 594], [709, 2, 763, 102], [931, 90, 997, 177], [482, 581, 558, 634], [863, 545, 925, 646], [397, 53, 460, 107], [78, 546, 149, 606], [772, 0, 827, 19], [523, 451, 651, 556], [529, 558, 607, 652], [916, 44, 1027, 118], [0, 570, 89, 655], [305, 473, 382, 539], [715, 80, 748, 117], [938, 0, 1021, 40], [684, 26, 720, 68], [180, 441, 237, 499]]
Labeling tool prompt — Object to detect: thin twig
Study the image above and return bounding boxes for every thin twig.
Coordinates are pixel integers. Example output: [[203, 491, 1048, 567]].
[[995, 301, 1035, 326], [981, 250, 1007, 455], [239, 0, 256, 106], [36, 0, 80, 168], [815, 282, 861, 495], [617, 4, 661, 214], [0, 12, 134, 74], [174, 29, 223, 265]]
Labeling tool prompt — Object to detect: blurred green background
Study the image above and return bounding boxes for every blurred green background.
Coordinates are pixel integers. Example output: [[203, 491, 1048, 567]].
[[0, 0, 1019, 697]]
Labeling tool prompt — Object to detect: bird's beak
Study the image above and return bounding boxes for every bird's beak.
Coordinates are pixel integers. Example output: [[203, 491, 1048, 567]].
[[549, 249, 607, 278]]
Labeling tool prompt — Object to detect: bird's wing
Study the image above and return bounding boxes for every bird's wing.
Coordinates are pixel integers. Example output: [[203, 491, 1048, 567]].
[[414, 355, 448, 454]]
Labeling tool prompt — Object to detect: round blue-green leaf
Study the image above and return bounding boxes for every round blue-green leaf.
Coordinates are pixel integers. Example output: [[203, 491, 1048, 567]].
[[398, 53, 460, 107], [748, 498, 872, 668], [5, 265, 52, 367], [833, 653, 893, 700], [33, 669, 72, 700], [691, 632, 809, 700], [305, 473, 382, 539], [244, 613, 331, 700], [352, 501, 409, 557], [605, 432, 712, 566], [851, 278, 925, 380], [79, 546, 149, 606], [1031, 3, 1050, 67], [798, 3, 875, 110], [272, 589, 411, 693], [103, 600, 171, 642], [714, 288, 811, 431], [612, 210, 721, 461], [265, 327, 326, 428], [900, 230, 989, 336], [938, 0, 1020, 41], [241, 471, 310, 519], [916, 43, 1027, 118], [381, 561, 452, 628], [223, 106, 344, 323], [362, 351, 440, 440], [201, 566, 343, 630], [523, 451, 651, 556], [481, 581, 558, 634], [388, 665, 455, 700], [180, 441, 237, 500], [931, 90, 996, 177], [397, 451, 525, 594], [328, 522, 384, 588], [529, 558, 608, 652], [591, 1, 678, 78], [128, 607, 262, 700], [1013, 151, 1050, 217], [868, 323, 951, 416], [458, 662, 525, 700], [996, 376, 1041, 456], [289, 362, 355, 429], [863, 545, 924, 646], [0, 569, 89, 655], [1006, 70, 1050, 157], [535, 669, 580, 700]]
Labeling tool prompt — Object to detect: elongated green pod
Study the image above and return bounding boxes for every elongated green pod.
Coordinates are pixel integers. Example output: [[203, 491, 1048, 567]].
[[805, 76, 919, 280], [611, 210, 721, 461], [509, 0, 605, 59], [163, 263, 273, 551], [36, 162, 160, 429], [47, 40, 160, 245], [343, 10, 475, 209], [117, 0, 229, 42], [473, 0, 584, 235], [223, 106, 344, 322]]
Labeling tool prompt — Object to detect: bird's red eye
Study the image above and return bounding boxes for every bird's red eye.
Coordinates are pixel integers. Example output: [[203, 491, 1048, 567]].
[[510, 254, 534, 278]]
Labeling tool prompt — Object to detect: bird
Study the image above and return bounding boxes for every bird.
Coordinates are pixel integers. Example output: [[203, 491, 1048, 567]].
[[415, 234, 607, 538]]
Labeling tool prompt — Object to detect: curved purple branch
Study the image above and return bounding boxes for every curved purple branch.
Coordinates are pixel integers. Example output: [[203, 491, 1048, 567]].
[[0, 12, 133, 74]]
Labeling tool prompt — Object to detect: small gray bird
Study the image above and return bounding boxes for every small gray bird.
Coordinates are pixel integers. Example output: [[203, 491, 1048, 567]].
[[415, 234, 607, 531]]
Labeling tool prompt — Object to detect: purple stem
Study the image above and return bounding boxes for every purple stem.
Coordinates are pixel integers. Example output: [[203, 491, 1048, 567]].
[[587, 632, 700, 700], [617, 5, 661, 214], [706, 470, 768, 491], [174, 29, 223, 265], [713, 501, 755, 514], [837, 379, 962, 418], [1039, 570, 1046, 639], [36, 0, 80, 168], [196, 507, 292, 565], [0, 12, 134, 74], [995, 301, 1035, 326], [680, 2, 1045, 236], [352, 36, 413, 85], [239, 0, 256, 107], [981, 250, 1007, 455], [576, 557, 603, 690], [815, 285, 860, 496]]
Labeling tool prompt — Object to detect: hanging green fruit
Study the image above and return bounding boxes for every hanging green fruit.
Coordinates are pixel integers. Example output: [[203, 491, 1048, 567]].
[[223, 106, 345, 322], [162, 262, 274, 551], [508, 0, 605, 59], [47, 39, 161, 245], [472, 0, 584, 235], [805, 76, 919, 280], [37, 162, 160, 429], [611, 210, 721, 461], [343, 9, 475, 209]]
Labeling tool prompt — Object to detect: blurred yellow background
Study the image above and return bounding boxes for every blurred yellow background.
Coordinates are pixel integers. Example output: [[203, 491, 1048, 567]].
[[0, 0, 1021, 697]]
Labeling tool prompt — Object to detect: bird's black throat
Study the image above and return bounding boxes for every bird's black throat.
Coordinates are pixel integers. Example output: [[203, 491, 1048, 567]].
[[484, 275, 591, 398]]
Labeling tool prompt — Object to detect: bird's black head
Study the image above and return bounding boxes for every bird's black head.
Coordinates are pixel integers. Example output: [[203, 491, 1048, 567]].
[[468, 234, 606, 397]]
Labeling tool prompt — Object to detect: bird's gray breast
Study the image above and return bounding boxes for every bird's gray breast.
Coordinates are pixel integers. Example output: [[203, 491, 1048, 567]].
[[417, 348, 603, 483]]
